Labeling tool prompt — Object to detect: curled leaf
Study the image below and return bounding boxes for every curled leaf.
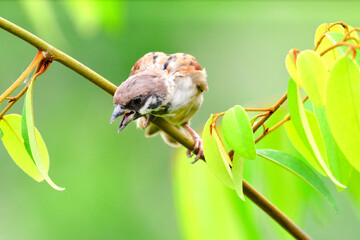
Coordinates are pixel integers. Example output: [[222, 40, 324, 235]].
[[285, 49, 302, 87], [22, 80, 64, 191], [202, 115, 234, 189], [232, 153, 245, 201]]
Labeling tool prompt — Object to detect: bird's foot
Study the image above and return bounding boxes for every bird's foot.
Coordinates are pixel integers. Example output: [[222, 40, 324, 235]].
[[184, 124, 204, 163], [143, 114, 152, 128], [186, 137, 204, 163]]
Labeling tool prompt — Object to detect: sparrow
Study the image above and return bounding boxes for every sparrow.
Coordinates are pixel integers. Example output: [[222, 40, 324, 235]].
[[110, 52, 208, 162]]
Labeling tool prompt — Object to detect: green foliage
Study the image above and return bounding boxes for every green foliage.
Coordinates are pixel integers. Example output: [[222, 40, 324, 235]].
[[0, 114, 49, 181], [202, 93, 336, 207], [232, 153, 245, 201], [297, 50, 328, 106], [326, 56, 360, 172], [284, 118, 325, 175], [283, 22, 360, 194], [287, 78, 345, 188], [202, 116, 234, 189], [0, 128, 3, 138], [222, 105, 256, 160], [22, 80, 64, 191], [257, 149, 337, 211], [314, 106, 353, 189]]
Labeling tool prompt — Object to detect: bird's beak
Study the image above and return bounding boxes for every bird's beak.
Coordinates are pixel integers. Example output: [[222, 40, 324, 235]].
[[110, 105, 135, 133]]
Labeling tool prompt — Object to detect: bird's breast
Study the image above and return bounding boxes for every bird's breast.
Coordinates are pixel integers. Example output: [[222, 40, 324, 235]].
[[158, 76, 203, 125]]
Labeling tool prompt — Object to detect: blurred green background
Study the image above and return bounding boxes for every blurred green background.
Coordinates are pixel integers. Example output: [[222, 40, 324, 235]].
[[0, 1, 360, 239]]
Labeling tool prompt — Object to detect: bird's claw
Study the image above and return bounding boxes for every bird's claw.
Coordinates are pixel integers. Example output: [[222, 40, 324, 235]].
[[143, 114, 151, 128], [186, 137, 204, 164]]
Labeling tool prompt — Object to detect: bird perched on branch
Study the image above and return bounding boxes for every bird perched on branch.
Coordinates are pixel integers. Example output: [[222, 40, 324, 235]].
[[110, 52, 208, 162]]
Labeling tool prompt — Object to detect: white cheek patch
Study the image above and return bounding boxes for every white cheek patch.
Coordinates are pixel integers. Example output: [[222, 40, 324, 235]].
[[139, 96, 157, 115]]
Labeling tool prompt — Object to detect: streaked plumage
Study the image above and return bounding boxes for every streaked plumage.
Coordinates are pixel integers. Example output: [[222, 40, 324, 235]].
[[111, 52, 208, 161]]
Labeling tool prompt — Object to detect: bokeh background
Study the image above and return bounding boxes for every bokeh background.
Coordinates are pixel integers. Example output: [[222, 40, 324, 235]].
[[0, 1, 360, 239]]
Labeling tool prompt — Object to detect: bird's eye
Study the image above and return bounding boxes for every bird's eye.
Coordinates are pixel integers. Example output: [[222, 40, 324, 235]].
[[133, 97, 142, 105]]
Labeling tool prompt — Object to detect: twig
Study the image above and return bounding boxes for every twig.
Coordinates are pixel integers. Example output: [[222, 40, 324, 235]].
[[254, 96, 309, 143], [252, 93, 288, 133], [0, 57, 52, 119], [0, 16, 310, 240], [313, 22, 348, 51], [0, 51, 43, 104], [319, 41, 360, 57]]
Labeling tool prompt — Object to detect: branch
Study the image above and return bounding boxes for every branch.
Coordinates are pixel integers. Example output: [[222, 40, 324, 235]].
[[0, 17, 310, 240]]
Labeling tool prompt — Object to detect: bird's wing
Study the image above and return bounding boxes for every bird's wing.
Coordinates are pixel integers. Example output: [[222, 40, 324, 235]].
[[130, 52, 208, 92]]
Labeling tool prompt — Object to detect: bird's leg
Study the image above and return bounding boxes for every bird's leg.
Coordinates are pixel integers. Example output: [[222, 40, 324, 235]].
[[183, 124, 204, 163]]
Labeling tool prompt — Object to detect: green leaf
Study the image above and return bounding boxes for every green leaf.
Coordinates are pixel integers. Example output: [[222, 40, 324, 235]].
[[326, 32, 348, 55], [0, 114, 49, 182], [284, 119, 325, 175], [213, 127, 233, 168], [285, 50, 302, 87], [257, 149, 337, 212], [232, 153, 245, 201], [326, 32, 360, 69], [326, 56, 360, 173], [202, 115, 234, 189], [314, 106, 353, 189], [0, 128, 3, 138], [314, 23, 350, 70], [297, 50, 328, 106], [222, 106, 256, 160], [288, 78, 345, 188], [284, 109, 329, 176], [22, 80, 64, 191]]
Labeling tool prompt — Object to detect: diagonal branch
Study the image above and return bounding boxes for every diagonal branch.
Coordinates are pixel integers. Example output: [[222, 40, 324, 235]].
[[0, 17, 310, 240]]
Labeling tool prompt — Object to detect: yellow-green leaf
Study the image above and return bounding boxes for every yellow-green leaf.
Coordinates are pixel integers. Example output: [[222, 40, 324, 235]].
[[326, 56, 360, 172], [22, 80, 64, 191], [288, 78, 345, 188], [285, 119, 325, 175], [297, 50, 328, 106], [222, 106, 256, 160], [257, 149, 337, 212], [232, 153, 245, 201], [315, 23, 347, 70], [0, 114, 49, 182], [314, 106, 353, 190], [314, 23, 359, 70], [202, 116, 234, 189], [285, 49, 302, 87], [326, 31, 360, 69]]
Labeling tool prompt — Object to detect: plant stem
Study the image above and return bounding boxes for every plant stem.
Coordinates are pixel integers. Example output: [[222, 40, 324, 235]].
[[313, 22, 348, 51], [254, 96, 309, 143], [252, 92, 288, 133], [0, 16, 310, 240], [0, 57, 51, 119], [0, 51, 43, 104], [319, 41, 360, 57], [243, 181, 310, 240], [0, 17, 116, 95]]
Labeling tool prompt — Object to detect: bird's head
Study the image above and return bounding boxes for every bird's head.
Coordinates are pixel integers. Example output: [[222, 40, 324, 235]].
[[110, 70, 169, 132]]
